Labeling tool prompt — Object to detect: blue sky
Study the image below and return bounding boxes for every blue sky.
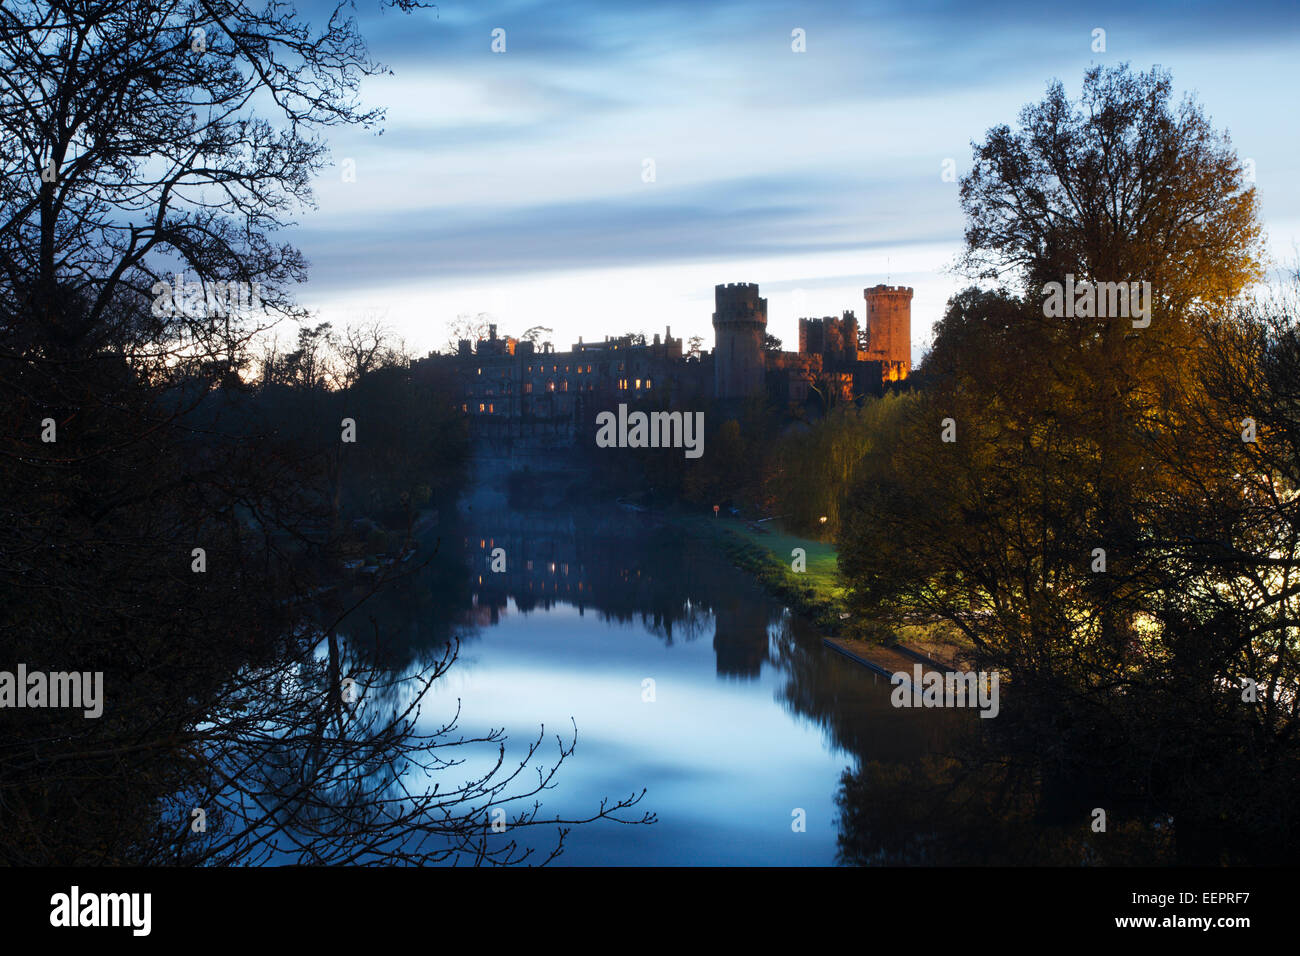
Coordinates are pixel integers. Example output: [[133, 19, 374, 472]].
[[285, 0, 1300, 360]]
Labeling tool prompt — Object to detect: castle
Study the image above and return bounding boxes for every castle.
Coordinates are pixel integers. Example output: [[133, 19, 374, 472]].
[[422, 280, 912, 439]]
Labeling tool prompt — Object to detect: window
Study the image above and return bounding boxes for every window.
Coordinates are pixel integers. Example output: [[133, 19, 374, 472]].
[[646, 379, 652, 389], [635, 379, 642, 389]]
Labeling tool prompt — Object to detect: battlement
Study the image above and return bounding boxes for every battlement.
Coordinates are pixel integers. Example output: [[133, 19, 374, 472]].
[[864, 284, 914, 298], [714, 282, 766, 322], [799, 311, 859, 360]]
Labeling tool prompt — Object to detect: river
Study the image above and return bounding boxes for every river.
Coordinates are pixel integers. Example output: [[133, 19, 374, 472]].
[[334, 477, 963, 865]]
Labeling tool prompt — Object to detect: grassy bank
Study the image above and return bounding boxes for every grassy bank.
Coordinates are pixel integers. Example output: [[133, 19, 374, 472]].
[[678, 514, 848, 634], [679, 512, 973, 664]]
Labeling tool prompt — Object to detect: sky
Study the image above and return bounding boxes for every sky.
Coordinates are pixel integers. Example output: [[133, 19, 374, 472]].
[[283, 0, 1300, 363]]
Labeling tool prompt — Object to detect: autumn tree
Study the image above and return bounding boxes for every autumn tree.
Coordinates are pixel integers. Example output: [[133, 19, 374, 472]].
[[839, 65, 1293, 860]]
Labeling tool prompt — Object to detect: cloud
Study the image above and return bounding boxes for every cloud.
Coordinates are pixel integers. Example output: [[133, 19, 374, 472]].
[[291, 170, 958, 292], [279, 0, 1300, 355]]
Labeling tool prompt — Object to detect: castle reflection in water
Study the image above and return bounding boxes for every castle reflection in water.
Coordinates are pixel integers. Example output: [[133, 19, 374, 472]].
[[461, 509, 774, 679]]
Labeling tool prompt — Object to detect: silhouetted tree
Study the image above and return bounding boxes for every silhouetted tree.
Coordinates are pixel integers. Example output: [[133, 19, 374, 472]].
[[0, 0, 651, 865]]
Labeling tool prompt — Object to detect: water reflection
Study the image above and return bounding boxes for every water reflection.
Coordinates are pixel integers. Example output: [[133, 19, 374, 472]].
[[331, 504, 970, 865]]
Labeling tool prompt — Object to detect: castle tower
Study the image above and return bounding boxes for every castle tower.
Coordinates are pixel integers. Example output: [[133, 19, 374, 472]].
[[863, 284, 913, 380], [712, 282, 767, 398]]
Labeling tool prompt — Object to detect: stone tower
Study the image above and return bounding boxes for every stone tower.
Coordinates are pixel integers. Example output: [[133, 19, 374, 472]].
[[712, 282, 767, 398], [863, 284, 913, 380]]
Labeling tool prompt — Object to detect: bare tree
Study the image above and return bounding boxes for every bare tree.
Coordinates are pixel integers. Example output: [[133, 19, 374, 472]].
[[340, 315, 399, 386], [520, 325, 552, 346], [0, 1, 653, 865], [444, 312, 494, 353]]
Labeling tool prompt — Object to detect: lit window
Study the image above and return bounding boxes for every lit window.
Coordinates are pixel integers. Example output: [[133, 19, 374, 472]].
[[646, 379, 652, 389], [478, 403, 485, 412], [635, 379, 642, 389], [477, 368, 481, 375]]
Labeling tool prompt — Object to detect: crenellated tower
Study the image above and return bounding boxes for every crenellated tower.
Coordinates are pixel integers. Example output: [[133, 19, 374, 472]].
[[863, 284, 913, 381], [712, 282, 767, 398]]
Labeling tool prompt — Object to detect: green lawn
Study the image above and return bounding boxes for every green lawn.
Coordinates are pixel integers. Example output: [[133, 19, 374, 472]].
[[678, 513, 848, 632], [680, 513, 973, 657], [727, 522, 845, 602]]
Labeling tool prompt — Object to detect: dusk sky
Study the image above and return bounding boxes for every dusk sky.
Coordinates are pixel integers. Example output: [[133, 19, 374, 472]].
[[287, 0, 1300, 360]]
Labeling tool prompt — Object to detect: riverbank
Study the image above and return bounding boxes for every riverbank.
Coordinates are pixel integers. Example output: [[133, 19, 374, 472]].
[[678, 513, 847, 634], [677, 511, 969, 671]]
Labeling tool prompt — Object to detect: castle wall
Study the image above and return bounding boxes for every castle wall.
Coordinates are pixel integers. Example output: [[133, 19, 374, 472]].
[[429, 277, 907, 439]]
